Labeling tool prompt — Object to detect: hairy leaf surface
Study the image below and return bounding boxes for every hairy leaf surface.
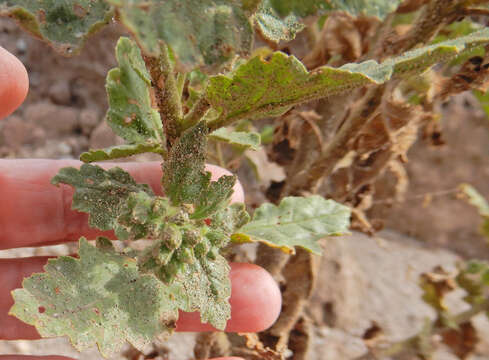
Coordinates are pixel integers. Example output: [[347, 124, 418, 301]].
[[81, 37, 165, 162], [81, 143, 164, 163], [268, 0, 401, 19], [172, 251, 231, 330], [255, 0, 304, 42], [209, 128, 261, 150], [10, 238, 178, 357], [0, 0, 111, 55], [232, 195, 350, 254], [163, 123, 236, 218], [108, 0, 253, 68], [206, 29, 489, 128], [51, 164, 153, 231]]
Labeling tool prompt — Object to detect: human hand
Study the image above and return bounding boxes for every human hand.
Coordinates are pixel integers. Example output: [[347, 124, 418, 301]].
[[0, 46, 281, 360]]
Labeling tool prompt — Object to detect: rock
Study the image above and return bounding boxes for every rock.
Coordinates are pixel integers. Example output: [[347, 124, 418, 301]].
[[48, 80, 72, 105], [309, 230, 489, 359], [24, 102, 79, 135], [0, 115, 46, 148], [89, 120, 124, 150], [79, 108, 101, 135]]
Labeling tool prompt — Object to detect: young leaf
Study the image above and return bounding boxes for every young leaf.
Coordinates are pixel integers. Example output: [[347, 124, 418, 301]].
[[51, 164, 154, 231], [162, 122, 211, 205], [107, 0, 253, 68], [81, 37, 165, 162], [255, 0, 305, 42], [231, 195, 351, 254], [211, 203, 251, 235], [192, 175, 236, 220], [206, 29, 489, 128], [268, 0, 401, 20], [209, 128, 261, 150], [0, 1, 111, 56], [163, 122, 237, 217], [10, 238, 178, 358]]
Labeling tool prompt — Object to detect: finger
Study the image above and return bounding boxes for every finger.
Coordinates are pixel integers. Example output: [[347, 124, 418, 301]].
[[0, 46, 29, 120], [0, 160, 245, 250], [0, 356, 74, 360], [0, 260, 281, 340]]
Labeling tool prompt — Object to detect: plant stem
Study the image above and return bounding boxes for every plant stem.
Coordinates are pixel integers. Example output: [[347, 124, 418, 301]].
[[144, 42, 183, 144], [182, 96, 211, 131], [284, 86, 385, 195], [176, 72, 187, 102]]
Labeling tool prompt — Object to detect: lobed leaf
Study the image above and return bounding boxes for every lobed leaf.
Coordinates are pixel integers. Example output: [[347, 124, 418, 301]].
[[80, 143, 165, 163], [107, 0, 253, 68], [51, 164, 153, 231], [209, 127, 261, 150], [10, 238, 178, 358], [0, 0, 112, 55], [255, 0, 304, 42], [231, 195, 351, 254], [206, 28, 489, 128], [172, 251, 231, 330], [81, 37, 165, 163]]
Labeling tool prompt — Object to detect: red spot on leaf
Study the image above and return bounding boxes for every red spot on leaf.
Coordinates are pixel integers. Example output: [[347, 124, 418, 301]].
[[38, 306, 46, 314], [55, 287, 60, 294], [204, 218, 212, 226]]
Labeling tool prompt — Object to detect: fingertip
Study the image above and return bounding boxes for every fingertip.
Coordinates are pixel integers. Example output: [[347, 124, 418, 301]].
[[0, 46, 29, 120], [175, 263, 282, 333], [225, 263, 281, 332]]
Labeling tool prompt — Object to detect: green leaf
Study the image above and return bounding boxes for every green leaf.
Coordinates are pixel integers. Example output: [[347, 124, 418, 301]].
[[324, 0, 402, 20], [209, 128, 261, 150], [231, 195, 350, 254], [206, 29, 489, 128], [107, 0, 253, 68], [172, 252, 231, 330], [268, 0, 329, 17], [51, 164, 154, 231], [163, 122, 237, 217], [192, 175, 236, 220], [83, 37, 166, 163], [163, 122, 211, 205], [80, 143, 165, 163], [255, 0, 305, 42], [457, 260, 489, 306], [211, 203, 251, 236], [0, 1, 112, 56], [10, 238, 178, 358], [268, 0, 401, 19]]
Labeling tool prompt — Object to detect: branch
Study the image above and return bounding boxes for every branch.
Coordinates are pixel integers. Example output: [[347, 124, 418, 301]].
[[144, 42, 183, 143], [284, 86, 385, 195]]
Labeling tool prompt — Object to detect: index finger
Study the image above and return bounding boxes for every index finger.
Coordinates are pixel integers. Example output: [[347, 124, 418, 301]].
[[0, 46, 29, 120], [0, 160, 244, 250]]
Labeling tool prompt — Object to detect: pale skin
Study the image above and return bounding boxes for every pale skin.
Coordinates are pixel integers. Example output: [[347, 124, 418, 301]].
[[0, 46, 282, 360]]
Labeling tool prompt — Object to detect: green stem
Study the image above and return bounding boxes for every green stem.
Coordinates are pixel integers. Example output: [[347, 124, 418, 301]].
[[182, 96, 211, 131], [176, 72, 187, 103]]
